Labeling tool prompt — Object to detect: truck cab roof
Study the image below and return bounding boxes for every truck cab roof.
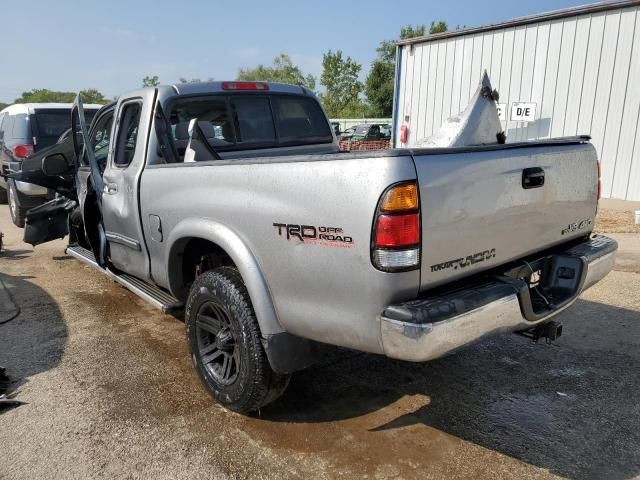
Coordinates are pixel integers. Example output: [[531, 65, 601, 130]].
[[0, 103, 104, 115], [159, 81, 315, 98]]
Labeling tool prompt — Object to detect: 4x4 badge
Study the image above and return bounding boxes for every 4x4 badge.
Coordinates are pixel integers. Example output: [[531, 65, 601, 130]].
[[561, 219, 592, 235]]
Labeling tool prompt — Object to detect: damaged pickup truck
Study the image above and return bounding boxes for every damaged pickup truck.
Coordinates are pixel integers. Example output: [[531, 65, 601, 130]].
[[10, 79, 617, 413]]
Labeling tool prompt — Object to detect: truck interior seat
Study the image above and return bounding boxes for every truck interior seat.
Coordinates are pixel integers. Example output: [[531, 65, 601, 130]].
[[173, 121, 190, 159], [197, 121, 216, 141]]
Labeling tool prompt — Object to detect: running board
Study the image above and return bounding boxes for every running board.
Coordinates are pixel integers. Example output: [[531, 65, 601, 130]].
[[65, 245, 184, 314]]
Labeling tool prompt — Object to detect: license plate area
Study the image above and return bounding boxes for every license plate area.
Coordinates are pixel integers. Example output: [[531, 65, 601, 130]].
[[502, 254, 586, 321]]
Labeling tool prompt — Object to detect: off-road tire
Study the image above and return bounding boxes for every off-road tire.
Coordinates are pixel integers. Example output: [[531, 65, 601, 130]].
[[8, 181, 26, 228], [185, 266, 290, 413]]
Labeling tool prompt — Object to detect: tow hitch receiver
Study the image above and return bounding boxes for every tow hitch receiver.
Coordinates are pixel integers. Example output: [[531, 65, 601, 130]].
[[515, 321, 563, 344]]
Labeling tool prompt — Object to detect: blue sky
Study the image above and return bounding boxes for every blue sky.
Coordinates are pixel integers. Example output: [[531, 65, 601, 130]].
[[1, 0, 589, 102]]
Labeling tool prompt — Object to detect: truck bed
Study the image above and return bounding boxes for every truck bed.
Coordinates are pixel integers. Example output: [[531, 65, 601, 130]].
[[140, 135, 597, 354]]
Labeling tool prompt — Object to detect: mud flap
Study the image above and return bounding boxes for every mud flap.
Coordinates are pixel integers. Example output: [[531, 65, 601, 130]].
[[262, 333, 327, 374]]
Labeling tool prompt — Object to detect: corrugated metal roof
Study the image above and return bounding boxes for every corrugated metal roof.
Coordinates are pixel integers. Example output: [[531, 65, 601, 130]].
[[397, 0, 640, 45]]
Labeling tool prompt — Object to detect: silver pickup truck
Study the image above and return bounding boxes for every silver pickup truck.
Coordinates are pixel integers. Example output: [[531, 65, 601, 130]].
[[12, 81, 617, 413]]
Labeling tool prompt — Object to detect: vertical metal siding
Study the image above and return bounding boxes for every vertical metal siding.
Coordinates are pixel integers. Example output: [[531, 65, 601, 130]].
[[395, 4, 640, 200], [619, 9, 640, 198]]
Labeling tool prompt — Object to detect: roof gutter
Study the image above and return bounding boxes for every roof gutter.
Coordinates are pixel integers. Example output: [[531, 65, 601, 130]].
[[397, 0, 640, 46]]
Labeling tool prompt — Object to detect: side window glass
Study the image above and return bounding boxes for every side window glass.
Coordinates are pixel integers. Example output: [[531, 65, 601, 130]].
[[0, 113, 5, 139], [2, 116, 14, 140], [115, 102, 141, 167], [11, 114, 29, 140], [89, 111, 114, 166]]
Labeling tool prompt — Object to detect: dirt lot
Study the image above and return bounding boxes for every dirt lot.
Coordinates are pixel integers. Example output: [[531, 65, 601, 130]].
[[1, 204, 639, 480], [594, 208, 640, 234]]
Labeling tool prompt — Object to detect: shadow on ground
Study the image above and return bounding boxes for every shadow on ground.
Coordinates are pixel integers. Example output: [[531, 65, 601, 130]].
[[260, 298, 640, 480], [0, 272, 67, 410], [0, 248, 33, 261]]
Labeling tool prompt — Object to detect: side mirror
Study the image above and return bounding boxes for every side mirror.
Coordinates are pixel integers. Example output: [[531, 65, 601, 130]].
[[42, 153, 72, 176]]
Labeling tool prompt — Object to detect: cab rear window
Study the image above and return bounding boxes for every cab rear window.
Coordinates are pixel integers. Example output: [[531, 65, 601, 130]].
[[167, 94, 332, 159]]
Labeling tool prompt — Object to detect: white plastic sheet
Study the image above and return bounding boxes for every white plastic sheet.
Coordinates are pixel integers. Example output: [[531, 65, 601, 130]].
[[416, 72, 504, 148]]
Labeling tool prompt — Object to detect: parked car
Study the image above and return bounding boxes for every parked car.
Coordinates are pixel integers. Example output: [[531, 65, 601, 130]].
[[14, 81, 616, 414], [347, 123, 388, 142], [0, 103, 101, 226], [338, 126, 356, 141]]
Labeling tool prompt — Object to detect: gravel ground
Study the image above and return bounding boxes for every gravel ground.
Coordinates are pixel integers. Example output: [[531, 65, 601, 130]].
[[594, 209, 640, 234], [0, 205, 639, 480]]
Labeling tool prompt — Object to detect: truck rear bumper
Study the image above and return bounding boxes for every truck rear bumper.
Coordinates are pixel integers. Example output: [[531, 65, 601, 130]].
[[380, 235, 617, 362]]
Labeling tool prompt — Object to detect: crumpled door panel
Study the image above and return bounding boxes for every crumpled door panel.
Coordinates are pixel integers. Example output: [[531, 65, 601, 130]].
[[23, 197, 76, 246]]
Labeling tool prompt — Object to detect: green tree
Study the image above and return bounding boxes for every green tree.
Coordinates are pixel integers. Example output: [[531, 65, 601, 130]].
[[429, 21, 448, 34], [79, 88, 108, 104], [375, 40, 397, 65], [400, 24, 426, 39], [364, 61, 395, 116], [0, 102, 9, 111], [14, 89, 75, 103], [237, 54, 316, 90], [142, 75, 160, 87], [319, 50, 363, 117], [364, 22, 447, 116], [13, 88, 108, 105]]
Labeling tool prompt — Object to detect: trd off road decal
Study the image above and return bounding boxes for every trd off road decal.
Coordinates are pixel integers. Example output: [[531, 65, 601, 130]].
[[273, 223, 353, 248], [430, 248, 496, 272], [561, 219, 592, 236]]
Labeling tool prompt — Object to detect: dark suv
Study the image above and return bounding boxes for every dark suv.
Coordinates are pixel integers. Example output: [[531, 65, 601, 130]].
[[0, 103, 101, 226]]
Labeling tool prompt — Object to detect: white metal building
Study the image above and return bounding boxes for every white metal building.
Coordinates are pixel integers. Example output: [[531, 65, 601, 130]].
[[392, 0, 640, 200]]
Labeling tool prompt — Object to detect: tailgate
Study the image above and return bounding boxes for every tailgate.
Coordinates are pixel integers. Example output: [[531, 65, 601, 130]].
[[413, 140, 599, 291]]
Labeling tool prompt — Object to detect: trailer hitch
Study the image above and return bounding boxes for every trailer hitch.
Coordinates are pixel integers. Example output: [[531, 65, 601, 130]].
[[515, 321, 563, 344]]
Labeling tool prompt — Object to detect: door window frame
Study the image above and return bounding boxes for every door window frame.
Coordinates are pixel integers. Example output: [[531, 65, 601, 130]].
[[86, 107, 116, 167], [112, 98, 143, 169]]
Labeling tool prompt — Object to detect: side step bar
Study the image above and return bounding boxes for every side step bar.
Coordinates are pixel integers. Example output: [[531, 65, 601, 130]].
[[65, 245, 184, 314]]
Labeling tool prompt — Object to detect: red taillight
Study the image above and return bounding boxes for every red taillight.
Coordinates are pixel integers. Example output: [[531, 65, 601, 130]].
[[372, 181, 421, 271], [12, 144, 34, 158], [222, 81, 269, 91], [400, 124, 408, 144], [375, 213, 420, 247]]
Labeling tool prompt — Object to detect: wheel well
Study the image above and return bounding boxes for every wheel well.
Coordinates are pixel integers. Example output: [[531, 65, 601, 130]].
[[172, 238, 234, 300]]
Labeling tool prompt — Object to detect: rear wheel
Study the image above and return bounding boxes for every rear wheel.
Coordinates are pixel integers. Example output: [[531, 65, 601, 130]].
[[8, 181, 26, 228], [185, 267, 290, 413]]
